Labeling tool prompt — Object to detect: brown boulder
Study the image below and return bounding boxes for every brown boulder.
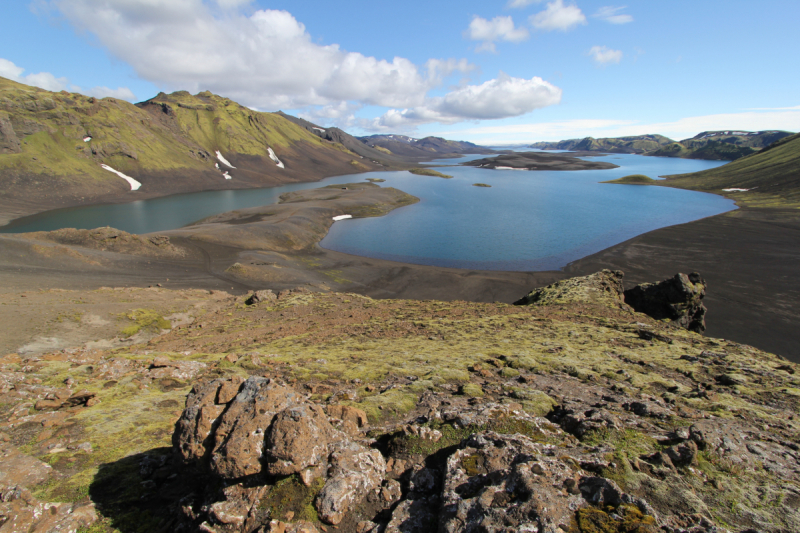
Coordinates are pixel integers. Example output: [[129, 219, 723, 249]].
[[264, 404, 336, 476], [315, 441, 387, 525], [624, 272, 707, 332], [210, 378, 305, 479]]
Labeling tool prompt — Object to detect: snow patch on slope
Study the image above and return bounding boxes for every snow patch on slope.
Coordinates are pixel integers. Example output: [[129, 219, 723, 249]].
[[267, 147, 285, 169], [101, 164, 141, 191], [216, 150, 236, 168]]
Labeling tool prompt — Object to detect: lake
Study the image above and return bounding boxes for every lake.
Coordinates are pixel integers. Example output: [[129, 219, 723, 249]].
[[1, 153, 735, 271]]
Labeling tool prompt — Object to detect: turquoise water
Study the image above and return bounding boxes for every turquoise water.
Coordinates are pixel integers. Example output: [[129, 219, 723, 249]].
[[0, 154, 735, 271]]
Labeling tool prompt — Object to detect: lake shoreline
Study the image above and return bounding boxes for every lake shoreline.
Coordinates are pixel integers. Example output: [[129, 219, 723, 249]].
[[1, 179, 798, 362]]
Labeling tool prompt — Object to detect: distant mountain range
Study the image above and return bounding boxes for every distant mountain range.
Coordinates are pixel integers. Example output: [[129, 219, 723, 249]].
[[530, 131, 795, 161], [358, 134, 496, 158]]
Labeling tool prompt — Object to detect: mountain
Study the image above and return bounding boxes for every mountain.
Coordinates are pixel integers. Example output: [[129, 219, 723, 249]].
[[531, 131, 795, 161], [275, 112, 414, 165], [529, 134, 673, 154], [0, 77, 381, 223], [358, 134, 497, 158], [660, 132, 800, 206]]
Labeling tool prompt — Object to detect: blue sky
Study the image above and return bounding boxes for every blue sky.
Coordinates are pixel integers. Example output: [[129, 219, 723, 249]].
[[1, 1, 798, 144]]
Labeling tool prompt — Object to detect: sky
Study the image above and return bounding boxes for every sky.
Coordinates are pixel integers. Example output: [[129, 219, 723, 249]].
[[1, 0, 799, 144]]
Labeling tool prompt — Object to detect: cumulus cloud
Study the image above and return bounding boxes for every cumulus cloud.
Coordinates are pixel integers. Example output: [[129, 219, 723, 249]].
[[594, 6, 633, 24], [361, 74, 562, 131], [506, 0, 544, 9], [0, 57, 135, 100], [530, 0, 587, 31], [465, 15, 529, 53], [588, 46, 623, 65], [50, 0, 476, 111]]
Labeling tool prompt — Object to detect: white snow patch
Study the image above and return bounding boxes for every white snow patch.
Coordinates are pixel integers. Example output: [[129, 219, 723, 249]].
[[83, 136, 92, 142], [722, 188, 749, 192], [332, 215, 352, 221], [267, 147, 285, 169], [216, 150, 236, 168], [495, 166, 527, 171], [215, 163, 220, 170], [101, 164, 141, 191], [312, 127, 326, 132], [223, 171, 232, 180]]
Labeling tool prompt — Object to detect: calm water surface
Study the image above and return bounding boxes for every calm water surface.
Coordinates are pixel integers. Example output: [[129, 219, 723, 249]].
[[1, 154, 735, 271]]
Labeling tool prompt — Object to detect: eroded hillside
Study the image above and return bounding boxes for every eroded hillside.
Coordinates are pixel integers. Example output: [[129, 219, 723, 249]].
[[1, 272, 798, 532]]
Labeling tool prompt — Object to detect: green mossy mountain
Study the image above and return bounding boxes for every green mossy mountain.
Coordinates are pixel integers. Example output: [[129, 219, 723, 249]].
[[0, 77, 380, 223], [601, 174, 656, 185], [358, 134, 496, 158], [659, 132, 800, 207], [531, 130, 794, 161]]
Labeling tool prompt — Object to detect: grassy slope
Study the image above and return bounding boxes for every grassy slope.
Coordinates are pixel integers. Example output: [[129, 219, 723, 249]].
[[659, 132, 800, 208], [0, 78, 362, 215], [602, 174, 655, 185]]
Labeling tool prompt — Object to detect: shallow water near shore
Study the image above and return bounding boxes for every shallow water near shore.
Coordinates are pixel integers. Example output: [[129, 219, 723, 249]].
[[1, 154, 734, 271]]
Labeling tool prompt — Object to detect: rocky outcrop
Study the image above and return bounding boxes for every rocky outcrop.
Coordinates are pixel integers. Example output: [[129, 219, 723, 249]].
[[0, 112, 20, 154], [173, 376, 384, 527], [514, 269, 630, 309], [624, 272, 707, 332]]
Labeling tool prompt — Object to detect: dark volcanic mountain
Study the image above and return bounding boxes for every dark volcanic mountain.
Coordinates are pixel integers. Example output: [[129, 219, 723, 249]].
[[358, 134, 497, 158]]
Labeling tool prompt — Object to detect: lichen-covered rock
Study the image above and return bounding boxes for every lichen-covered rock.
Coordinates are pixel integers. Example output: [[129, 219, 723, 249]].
[[315, 440, 386, 525], [624, 272, 707, 332], [209, 378, 305, 479], [514, 269, 630, 309], [0, 485, 97, 532], [264, 404, 336, 476]]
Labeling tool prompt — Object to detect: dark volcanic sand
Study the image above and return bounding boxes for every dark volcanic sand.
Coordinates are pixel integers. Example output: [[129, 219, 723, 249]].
[[566, 208, 800, 363]]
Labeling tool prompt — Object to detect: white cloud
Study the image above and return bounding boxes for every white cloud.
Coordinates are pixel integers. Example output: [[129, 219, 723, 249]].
[[588, 46, 623, 65], [51, 0, 476, 111], [0, 57, 135, 100], [594, 6, 633, 24], [434, 109, 800, 145], [506, 0, 544, 9], [530, 0, 587, 31], [465, 15, 529, 53], [361, 74, 562, 131], [214, 0, 251, 8]]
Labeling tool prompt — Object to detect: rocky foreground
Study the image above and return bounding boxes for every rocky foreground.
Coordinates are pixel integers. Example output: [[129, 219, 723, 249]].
[[0, 271, 798, 533]]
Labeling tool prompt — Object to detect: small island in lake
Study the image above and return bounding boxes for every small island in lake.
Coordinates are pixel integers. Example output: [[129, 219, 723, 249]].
[[462, 151, 619, 171], [601, 174, 656, 185], [409, 168, 453, 178], [473, 183, 492, 187]]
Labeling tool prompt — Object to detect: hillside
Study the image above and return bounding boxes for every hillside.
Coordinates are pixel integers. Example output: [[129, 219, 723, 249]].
[[358, 134, 497, 158], [531, 131, 794, 161], [659, 132, 800, 207], [0, 77, 380, 224], [530, 134, 673, 154], [0, 271, 798, 533]]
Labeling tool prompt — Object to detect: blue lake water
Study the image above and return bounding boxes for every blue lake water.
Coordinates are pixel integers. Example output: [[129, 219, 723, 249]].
[[1, 153, 735, 271]]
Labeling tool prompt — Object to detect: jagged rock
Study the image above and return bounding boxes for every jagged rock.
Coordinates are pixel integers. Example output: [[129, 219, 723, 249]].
[[209, 378, 304, 479], [147, 356, 207, 381], [0, 112, 21, 154], [0, 485, 97, 532], [315, 440, 386, 525], [624, 272, 707, 332], [246, 290, 277, 305], [264, 404, 336, 476], [0, 444, 54, 488], [514, 269, 631, 309], [264, 519, 320, 533]]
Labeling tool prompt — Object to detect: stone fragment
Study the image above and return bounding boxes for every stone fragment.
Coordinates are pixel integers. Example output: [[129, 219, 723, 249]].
[[326, 404, 368, 428], [624, 272, 707, 332], [246, 290, 277, 305], [264, 404, 336, 476], [514, 269, 629, 309], [315, 440, 386, 525]]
